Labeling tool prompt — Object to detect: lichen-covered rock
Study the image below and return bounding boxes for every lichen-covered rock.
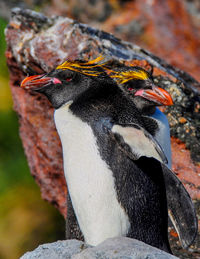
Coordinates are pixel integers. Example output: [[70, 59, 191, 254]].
[[20, 238, 178, 259], [102, 0, 200, 84], [2, 1, 200, 85]]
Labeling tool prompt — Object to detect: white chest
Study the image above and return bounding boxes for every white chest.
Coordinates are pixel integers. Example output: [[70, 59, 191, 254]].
[[54, 103, 130, 246]]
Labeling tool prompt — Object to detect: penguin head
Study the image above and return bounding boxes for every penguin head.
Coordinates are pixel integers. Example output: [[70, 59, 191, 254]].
[[109, 66, 173, 114], [20, 57, 109, 109]]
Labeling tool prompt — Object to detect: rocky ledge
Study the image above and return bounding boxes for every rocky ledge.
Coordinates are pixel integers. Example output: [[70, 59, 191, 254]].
[[20, 237, 178, 259]]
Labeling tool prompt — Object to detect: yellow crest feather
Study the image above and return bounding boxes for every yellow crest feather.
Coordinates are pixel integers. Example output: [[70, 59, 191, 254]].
[[109, 69, 149, 84], [56, 55, 106, 76]]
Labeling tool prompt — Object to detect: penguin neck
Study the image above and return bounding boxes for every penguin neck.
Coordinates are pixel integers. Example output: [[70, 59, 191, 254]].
[[73, 81, 118, 106], [140, 106, 156, 116], [70, 82, 142, 124]]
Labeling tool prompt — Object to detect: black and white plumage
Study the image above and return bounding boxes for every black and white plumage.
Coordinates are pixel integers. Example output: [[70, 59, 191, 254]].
[[108, 65, 172, 168], [107, 65, 197, 248], [20, 59, 197, 253]]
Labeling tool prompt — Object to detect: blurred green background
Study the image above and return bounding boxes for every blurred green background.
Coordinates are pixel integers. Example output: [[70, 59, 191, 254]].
[[0, 17, 65, 259]]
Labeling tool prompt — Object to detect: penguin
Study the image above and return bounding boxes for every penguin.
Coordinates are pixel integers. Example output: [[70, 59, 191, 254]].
[[105, 65, 197, 248], [20, 58, 197, 252], [106, 65, 172, 168]]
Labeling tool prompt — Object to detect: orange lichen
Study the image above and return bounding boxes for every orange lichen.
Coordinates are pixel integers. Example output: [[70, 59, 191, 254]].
[[170, 229, 179, 238], [171, 137, 200, 200]]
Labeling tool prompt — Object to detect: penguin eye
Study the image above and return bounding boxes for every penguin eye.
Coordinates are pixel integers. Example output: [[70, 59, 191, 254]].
[[66, 77, 73, 82]]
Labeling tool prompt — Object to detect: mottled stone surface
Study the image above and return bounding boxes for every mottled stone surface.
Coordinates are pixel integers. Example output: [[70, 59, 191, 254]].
[[20, 238, 178, 259], [20, 239, 88, 259], [73, 237, 178, 259], [102, 0, 200, 84], [2, 1, 200, 81], [5, 8, 200, 258]]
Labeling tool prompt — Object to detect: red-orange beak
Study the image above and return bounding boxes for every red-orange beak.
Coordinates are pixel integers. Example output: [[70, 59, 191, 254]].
[[20, 74, 61, 90], [135, 86, 173, 106]]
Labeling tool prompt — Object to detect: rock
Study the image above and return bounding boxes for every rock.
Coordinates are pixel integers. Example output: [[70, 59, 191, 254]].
[[73, 237, 178, 259], [102, 0, 200, 84], [3, 1, 200, 84], [20, 239, 88, 259], [20, 238, 178, 259]]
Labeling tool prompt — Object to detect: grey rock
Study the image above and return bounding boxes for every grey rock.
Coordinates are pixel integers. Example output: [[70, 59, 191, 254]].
[[20, 239, 89, 259], [73, 237, 178, 259], [20, 238, 179, 259]]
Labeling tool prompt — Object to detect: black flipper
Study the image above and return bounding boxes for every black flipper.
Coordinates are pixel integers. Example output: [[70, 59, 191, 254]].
[[111, 122, 168, 164], [161, 164, 198, 248], [66, 194, 84, 241]]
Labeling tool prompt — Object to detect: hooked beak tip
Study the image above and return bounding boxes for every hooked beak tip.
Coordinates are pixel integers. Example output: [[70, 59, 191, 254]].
[[20, 75, 61, 90], [135, 86, 173, 106], [20, 74, 45, 90], [155, 86, 173, 106]]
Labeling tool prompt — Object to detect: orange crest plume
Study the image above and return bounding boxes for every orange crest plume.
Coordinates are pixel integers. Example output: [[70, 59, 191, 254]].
[[109, 68, 150, 84], [56, 56, 107, 76]]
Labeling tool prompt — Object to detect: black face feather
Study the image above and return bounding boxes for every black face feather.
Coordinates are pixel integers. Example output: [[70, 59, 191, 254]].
[[124, 80, 157, 115], [109, 66, 157, 114], [38, 69, 92, 109], [108, 65, 173, 116], [21, 61, 172, 112], [21, 64, 115, 109]]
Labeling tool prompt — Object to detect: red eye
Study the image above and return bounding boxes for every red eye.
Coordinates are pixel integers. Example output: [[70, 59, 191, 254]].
[[128, 88, 133, 91], [66, 77, 72, 82]]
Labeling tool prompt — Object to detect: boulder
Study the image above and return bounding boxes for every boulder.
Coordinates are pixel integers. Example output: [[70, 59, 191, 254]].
[[20, 237, 178, 259]]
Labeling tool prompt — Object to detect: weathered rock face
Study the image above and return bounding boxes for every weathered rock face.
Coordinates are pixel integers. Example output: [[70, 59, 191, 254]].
[[102, 0, 200, 83], [2, 0, 200, 83], [20, 237, 178, 259], [5, 7, 200, 258]]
